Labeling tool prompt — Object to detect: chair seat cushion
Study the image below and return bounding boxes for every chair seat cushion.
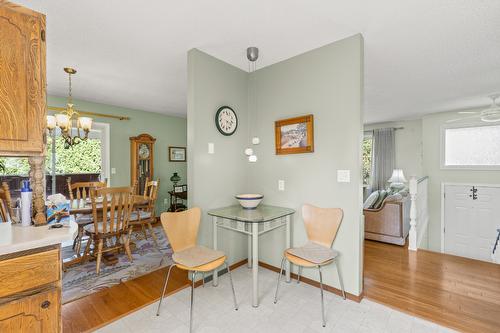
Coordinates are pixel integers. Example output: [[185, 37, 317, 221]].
[[173, 246, 225, 268], [286, 241, 339, 264], [75, 214, 93, 225], [129, 210, 152, 221], [84, 221, 122, 234]]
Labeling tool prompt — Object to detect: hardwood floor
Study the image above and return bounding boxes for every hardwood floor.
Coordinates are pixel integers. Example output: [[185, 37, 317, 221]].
[[62, 265, 189, 332], [364, 240, 500, 333]]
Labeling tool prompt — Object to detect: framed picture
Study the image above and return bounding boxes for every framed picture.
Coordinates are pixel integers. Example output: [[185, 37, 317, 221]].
[[174, 185, 184, 193], [275, 114, 314, 155], [169, 146, 186, 162], [182, 184, 188, 192]]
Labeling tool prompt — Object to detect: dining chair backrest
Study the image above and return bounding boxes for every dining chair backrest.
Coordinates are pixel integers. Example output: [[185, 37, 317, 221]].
[[90, 187, 134, 234], [160, 207, 201, 253], [67, 178, 107, 201], [0, 182, 14, 223], [302, 204, 343, 248], [144, 179, 160, 212]]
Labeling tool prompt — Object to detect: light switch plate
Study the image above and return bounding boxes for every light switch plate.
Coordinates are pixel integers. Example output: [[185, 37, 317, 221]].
[[278, 180, 285, 191], [337, 170, 351, 183], [111, 168, 116, 174], [208, 143, 215, 154]]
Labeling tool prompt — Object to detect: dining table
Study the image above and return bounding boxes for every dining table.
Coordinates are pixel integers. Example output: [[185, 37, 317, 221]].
[[208, 204, 295, 307]]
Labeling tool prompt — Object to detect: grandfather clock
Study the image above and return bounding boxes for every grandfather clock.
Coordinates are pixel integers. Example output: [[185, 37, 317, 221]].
[[130, 134, 156, 195]]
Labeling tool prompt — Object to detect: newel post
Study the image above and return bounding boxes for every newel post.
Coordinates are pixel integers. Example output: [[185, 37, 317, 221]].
[[408, 176, 417, 251]]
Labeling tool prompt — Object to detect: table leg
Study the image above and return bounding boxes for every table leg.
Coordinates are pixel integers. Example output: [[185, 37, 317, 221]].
[[213, 216, 219, 287], [285, 215, 291, 283], [247, 233, 252, 268], [252, 223, 259, 307]]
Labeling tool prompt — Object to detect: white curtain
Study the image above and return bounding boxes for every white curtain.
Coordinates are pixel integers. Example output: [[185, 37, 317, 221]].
[[371, 128, 395, 191]]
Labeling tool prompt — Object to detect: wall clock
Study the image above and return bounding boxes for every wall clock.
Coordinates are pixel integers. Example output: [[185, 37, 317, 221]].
[[215, 106, 238, 136]]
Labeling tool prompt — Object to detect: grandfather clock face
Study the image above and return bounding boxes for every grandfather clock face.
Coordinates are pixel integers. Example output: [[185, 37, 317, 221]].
[[138, 143, 150, 159]]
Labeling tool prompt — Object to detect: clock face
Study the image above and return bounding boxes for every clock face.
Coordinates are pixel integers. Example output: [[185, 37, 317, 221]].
[[215, 106, 238, 136], [138, 143, 150, 159]]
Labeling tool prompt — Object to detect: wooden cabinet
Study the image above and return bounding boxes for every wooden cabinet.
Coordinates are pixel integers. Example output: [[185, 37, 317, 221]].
[[0, 245, 62, 332], [130, 134, 156, 195], [0, 1, 46, 156]]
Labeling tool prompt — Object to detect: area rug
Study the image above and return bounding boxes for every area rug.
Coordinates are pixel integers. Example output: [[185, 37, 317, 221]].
[[62, 227, 173, 304]]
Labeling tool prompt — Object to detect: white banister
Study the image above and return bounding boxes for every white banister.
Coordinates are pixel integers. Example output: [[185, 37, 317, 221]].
[[408, 176, 429, 251], [408, 176, 418, 251]]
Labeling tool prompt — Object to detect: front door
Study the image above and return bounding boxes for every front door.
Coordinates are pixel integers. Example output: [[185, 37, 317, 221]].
[[444, 184, 500, 263]]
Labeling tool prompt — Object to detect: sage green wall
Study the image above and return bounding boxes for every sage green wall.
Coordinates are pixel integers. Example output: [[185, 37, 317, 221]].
[[187, 49, 249, 267], [48, 95, 187, 215], [248, 35, 364, 295], [365, 119, 423, 178], [422, 109, 500, 251]]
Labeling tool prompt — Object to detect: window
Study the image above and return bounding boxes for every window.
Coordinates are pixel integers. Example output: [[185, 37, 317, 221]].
[[362, 134, 373, 185], [441, 124, 500, 169]]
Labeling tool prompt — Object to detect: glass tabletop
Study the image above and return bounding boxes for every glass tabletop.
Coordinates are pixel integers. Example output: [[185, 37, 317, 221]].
[[207, 205, 295, 223]]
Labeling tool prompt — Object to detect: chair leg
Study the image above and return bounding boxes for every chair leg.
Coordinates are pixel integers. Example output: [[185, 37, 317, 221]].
[[274, 257, 286, 304], [224, 262, 238, 310], [297, 266, 303, 284], [156, 264, 175, 316], [81, 236, 92, 264], [335, 261, 346, 300], [318, 266, 326, 327], [96, 239, 104, 275], [124, 233, 133, 262], [141, 223, 148, 240], [190, 271, 197, 333], [202, 272, 205, 288], [147, 222, 159, 248]]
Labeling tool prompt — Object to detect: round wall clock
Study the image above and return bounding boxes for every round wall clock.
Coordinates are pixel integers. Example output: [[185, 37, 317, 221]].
[[215, 106, 238, 136]]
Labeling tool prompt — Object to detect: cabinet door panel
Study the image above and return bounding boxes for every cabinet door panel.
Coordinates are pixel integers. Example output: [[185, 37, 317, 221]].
[[0, 288, 60, 333], [0, 2, 46, 155]]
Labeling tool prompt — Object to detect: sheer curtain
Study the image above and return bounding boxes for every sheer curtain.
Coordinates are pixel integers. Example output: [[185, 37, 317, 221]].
[[371, 128, 395, 191]]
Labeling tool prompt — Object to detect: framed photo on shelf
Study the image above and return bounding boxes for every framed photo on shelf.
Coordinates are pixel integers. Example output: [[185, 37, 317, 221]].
[[173, 185, 184, 193], [182, 184, 187, 192], [275, 114, 314, 155], [169, 146, 186, 162]]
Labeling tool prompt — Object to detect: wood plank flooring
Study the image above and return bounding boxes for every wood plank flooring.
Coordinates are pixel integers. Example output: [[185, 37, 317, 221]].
[[62, 266, 189, 333], [364, 240, 500, 333]]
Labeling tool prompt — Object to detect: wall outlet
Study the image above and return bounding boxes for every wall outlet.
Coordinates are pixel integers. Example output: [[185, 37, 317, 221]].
[[337, 170, 351, 183], [164, 198, 169, 207], [208, 142, 215, 154], [111, 168, 116, 174], [278, 180, 285, 191]]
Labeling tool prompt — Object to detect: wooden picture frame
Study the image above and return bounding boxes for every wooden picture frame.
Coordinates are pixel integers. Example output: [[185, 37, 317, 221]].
[[275, 114, 314, 155], [169, 146, 186, 162]]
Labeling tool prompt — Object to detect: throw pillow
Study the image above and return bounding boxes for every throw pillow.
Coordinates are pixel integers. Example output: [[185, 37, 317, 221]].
[[363, 191, 379, 209], [384, 193, 403, 203], [372, 190, 388, 209]]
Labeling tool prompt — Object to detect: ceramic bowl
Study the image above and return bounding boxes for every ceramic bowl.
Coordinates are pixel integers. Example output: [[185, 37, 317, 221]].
[[235, 194, 264, 209]]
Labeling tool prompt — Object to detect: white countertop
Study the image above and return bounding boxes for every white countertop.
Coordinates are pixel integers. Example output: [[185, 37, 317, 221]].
[[0, 221, 78, 256]]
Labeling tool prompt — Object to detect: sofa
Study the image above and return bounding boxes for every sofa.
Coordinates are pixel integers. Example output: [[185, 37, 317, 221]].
[[363, 190, 410, 246]]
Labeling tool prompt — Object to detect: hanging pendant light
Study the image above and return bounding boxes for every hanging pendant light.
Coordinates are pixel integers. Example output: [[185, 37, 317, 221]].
[[245, 46, 260, 162], [46, 67, 93, 149]]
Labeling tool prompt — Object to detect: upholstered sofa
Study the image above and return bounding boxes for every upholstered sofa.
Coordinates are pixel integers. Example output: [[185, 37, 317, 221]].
[[363, 193, 410, 246]]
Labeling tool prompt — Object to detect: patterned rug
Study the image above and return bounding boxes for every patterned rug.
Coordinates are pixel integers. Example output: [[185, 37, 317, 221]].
[[62, 227, 173, 304]]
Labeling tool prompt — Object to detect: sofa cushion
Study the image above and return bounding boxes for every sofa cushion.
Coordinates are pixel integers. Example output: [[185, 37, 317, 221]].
[[363, 191, 379, 209], [384, 193, 403, 203], [372, 190, 388, 209]]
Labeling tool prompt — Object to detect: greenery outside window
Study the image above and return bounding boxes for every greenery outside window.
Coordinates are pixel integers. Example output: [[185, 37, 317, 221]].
[[362, 133, 373, 186]]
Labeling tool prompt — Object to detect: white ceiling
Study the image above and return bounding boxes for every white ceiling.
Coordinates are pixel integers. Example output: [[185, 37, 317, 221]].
[[15, 0, 500, 122]]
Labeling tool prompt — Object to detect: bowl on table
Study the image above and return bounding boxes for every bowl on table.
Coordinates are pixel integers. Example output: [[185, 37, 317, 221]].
[[235, 194, 264, 209]]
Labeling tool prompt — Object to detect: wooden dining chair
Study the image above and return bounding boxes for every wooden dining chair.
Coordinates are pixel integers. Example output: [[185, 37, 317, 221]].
[[82, 186, 134, 275], [157, 208, 238, 333], [67, 178, 108, 255], [0, 182, 14, 223], [274, 204, 345, 327], [128, 179, 160, 247]]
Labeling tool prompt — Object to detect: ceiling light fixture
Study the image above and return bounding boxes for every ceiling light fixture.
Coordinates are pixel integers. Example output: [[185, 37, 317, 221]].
[[47, 67, 93, 149], [245, 46, 260, 163]]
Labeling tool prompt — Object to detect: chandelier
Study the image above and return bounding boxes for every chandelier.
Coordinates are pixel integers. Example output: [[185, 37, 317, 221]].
[[46, 67, 92, 149], [244, 46, 260, 163]]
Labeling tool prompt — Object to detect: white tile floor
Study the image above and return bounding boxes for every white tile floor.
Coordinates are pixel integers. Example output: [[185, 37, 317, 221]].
[[96, 266, 458, 333]]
